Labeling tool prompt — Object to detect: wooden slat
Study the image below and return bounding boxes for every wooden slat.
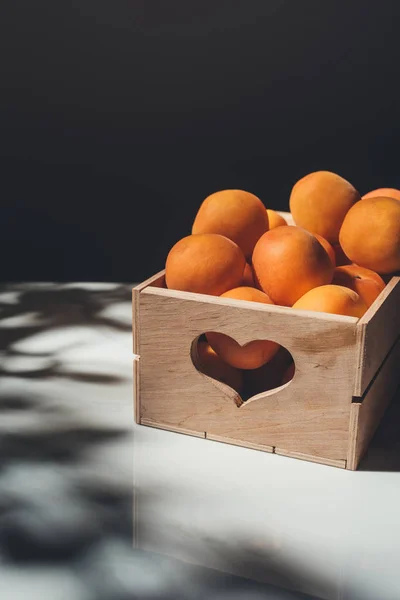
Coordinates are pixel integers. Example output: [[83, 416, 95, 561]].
[[346, 402, 360, 471], [275, 448, 346, 469], [144, 285, 358, 326], [133, 271, 166, 423], [354, 276, 400, 396], [132, 288, 141, 424], [206, 433, 274, 453], [348, 335, 400, 470], [140, 418, 206, 438], [133, 270, 166, 292]]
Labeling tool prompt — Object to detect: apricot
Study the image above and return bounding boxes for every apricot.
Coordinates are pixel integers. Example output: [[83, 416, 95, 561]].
[[362, 188, 400, 202], [289, 171, 360, 243], [220, 286, 274, 303], [339, 197, 400, 274], [314, 233, 336, 267], [252, 226, 334, 306], [332, 265, 385, 308], [165, 233, 245, 295], [192, 189, 269, 259], [266, 209, 288, 229], [244, 347, 293, 396], [206, 286, 278, 369], [241, 262, 256, 287], [196, 341, 243, 394], [281, 362, 295, 385], [292, 285, 368, 318], [333, 243, 352, 266]]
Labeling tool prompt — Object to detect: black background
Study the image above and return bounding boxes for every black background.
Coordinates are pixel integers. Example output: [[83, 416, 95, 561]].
[[1, 0, 400, 282]]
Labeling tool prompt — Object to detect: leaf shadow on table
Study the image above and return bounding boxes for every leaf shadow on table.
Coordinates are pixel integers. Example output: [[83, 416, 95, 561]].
[[0, 284, 134, 571], [358, 390, 400, 472], [0, 282, 133, 382], [0, 393, 132, 563]]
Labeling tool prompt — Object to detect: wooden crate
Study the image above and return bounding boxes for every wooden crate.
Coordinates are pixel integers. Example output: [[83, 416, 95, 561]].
[[133, 212, 400, 470]]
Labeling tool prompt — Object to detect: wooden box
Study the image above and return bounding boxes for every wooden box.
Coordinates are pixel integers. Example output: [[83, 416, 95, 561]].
[[133, 212, 400, 470]]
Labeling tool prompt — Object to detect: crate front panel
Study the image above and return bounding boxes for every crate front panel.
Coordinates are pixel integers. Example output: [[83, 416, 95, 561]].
[[138, 290, 358, 460]]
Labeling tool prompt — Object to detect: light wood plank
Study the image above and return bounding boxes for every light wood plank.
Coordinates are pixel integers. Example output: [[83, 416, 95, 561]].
[[133, 270, 166, 292], [354, 276, 400, 396], [132, 288, 141, 423], [275, 448, 346, 469], [138, 290, 357, 459], [348, 335, 400, 470], [206, 433, 274, 453], [144, 286, 358, 327], [140, 418, 206, 438], [347, 402, 360, 471], [133, 272, 167, 423]]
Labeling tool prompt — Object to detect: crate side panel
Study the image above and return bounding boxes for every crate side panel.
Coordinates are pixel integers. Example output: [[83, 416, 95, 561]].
[[138, 292, 358, 460], [349, 335, 400, 469], [355, 277, 400, 396]]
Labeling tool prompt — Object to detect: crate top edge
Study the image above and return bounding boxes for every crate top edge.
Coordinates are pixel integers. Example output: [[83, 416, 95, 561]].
[[141, 284, 359, 325]]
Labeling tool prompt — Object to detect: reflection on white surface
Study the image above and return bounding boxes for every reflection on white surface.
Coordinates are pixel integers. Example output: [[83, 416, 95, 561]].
[[133, 415, 400, 600], [1, 282, 399, 600]]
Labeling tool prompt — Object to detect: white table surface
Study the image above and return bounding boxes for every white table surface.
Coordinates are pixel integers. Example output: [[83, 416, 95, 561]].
[[1, 282, 399, 600]]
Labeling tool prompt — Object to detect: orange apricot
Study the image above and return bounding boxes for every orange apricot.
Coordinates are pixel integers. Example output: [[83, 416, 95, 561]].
[[289, 171, 360, 243], [266, 209, 288, 229], [192, 189, 269, 259], [206, 287, 278, 370], [314, 233, 336, 267], [220, 286, 274, 303], [196, 341, 243, 394], [362, 188, 400, 201], [339, 197, 400, 274], [165, 233, 245, 295], [206, 332, 279, 370], [292, 285, 368, 318], [252, 226, 334, 306], [332, 265, 385, 308]]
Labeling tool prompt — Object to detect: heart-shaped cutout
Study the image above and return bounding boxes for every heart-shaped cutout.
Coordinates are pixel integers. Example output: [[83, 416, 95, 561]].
[[206, 331, 280, 370], [191, 334, 295, 407]]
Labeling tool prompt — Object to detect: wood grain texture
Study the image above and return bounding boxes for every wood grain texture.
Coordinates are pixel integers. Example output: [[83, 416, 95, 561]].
[[132, 288, 141, 424], [138, 288, 358, 459], [346, 402, 360, 471], [206, 433, 274, 453], [348, 335, 400, 470], [140, 418, 206, 438], [354, 276, 400, 396], [275, 448, 346, 469], [134, 270, 166, 292], [133, 271, 166, 423]]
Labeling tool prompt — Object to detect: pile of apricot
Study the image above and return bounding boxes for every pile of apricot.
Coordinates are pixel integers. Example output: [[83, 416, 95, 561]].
[[163, 172, 400, 395]]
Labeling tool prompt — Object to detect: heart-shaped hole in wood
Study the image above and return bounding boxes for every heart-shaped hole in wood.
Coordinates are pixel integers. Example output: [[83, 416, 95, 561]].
[[191, 334, 295, 407]]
